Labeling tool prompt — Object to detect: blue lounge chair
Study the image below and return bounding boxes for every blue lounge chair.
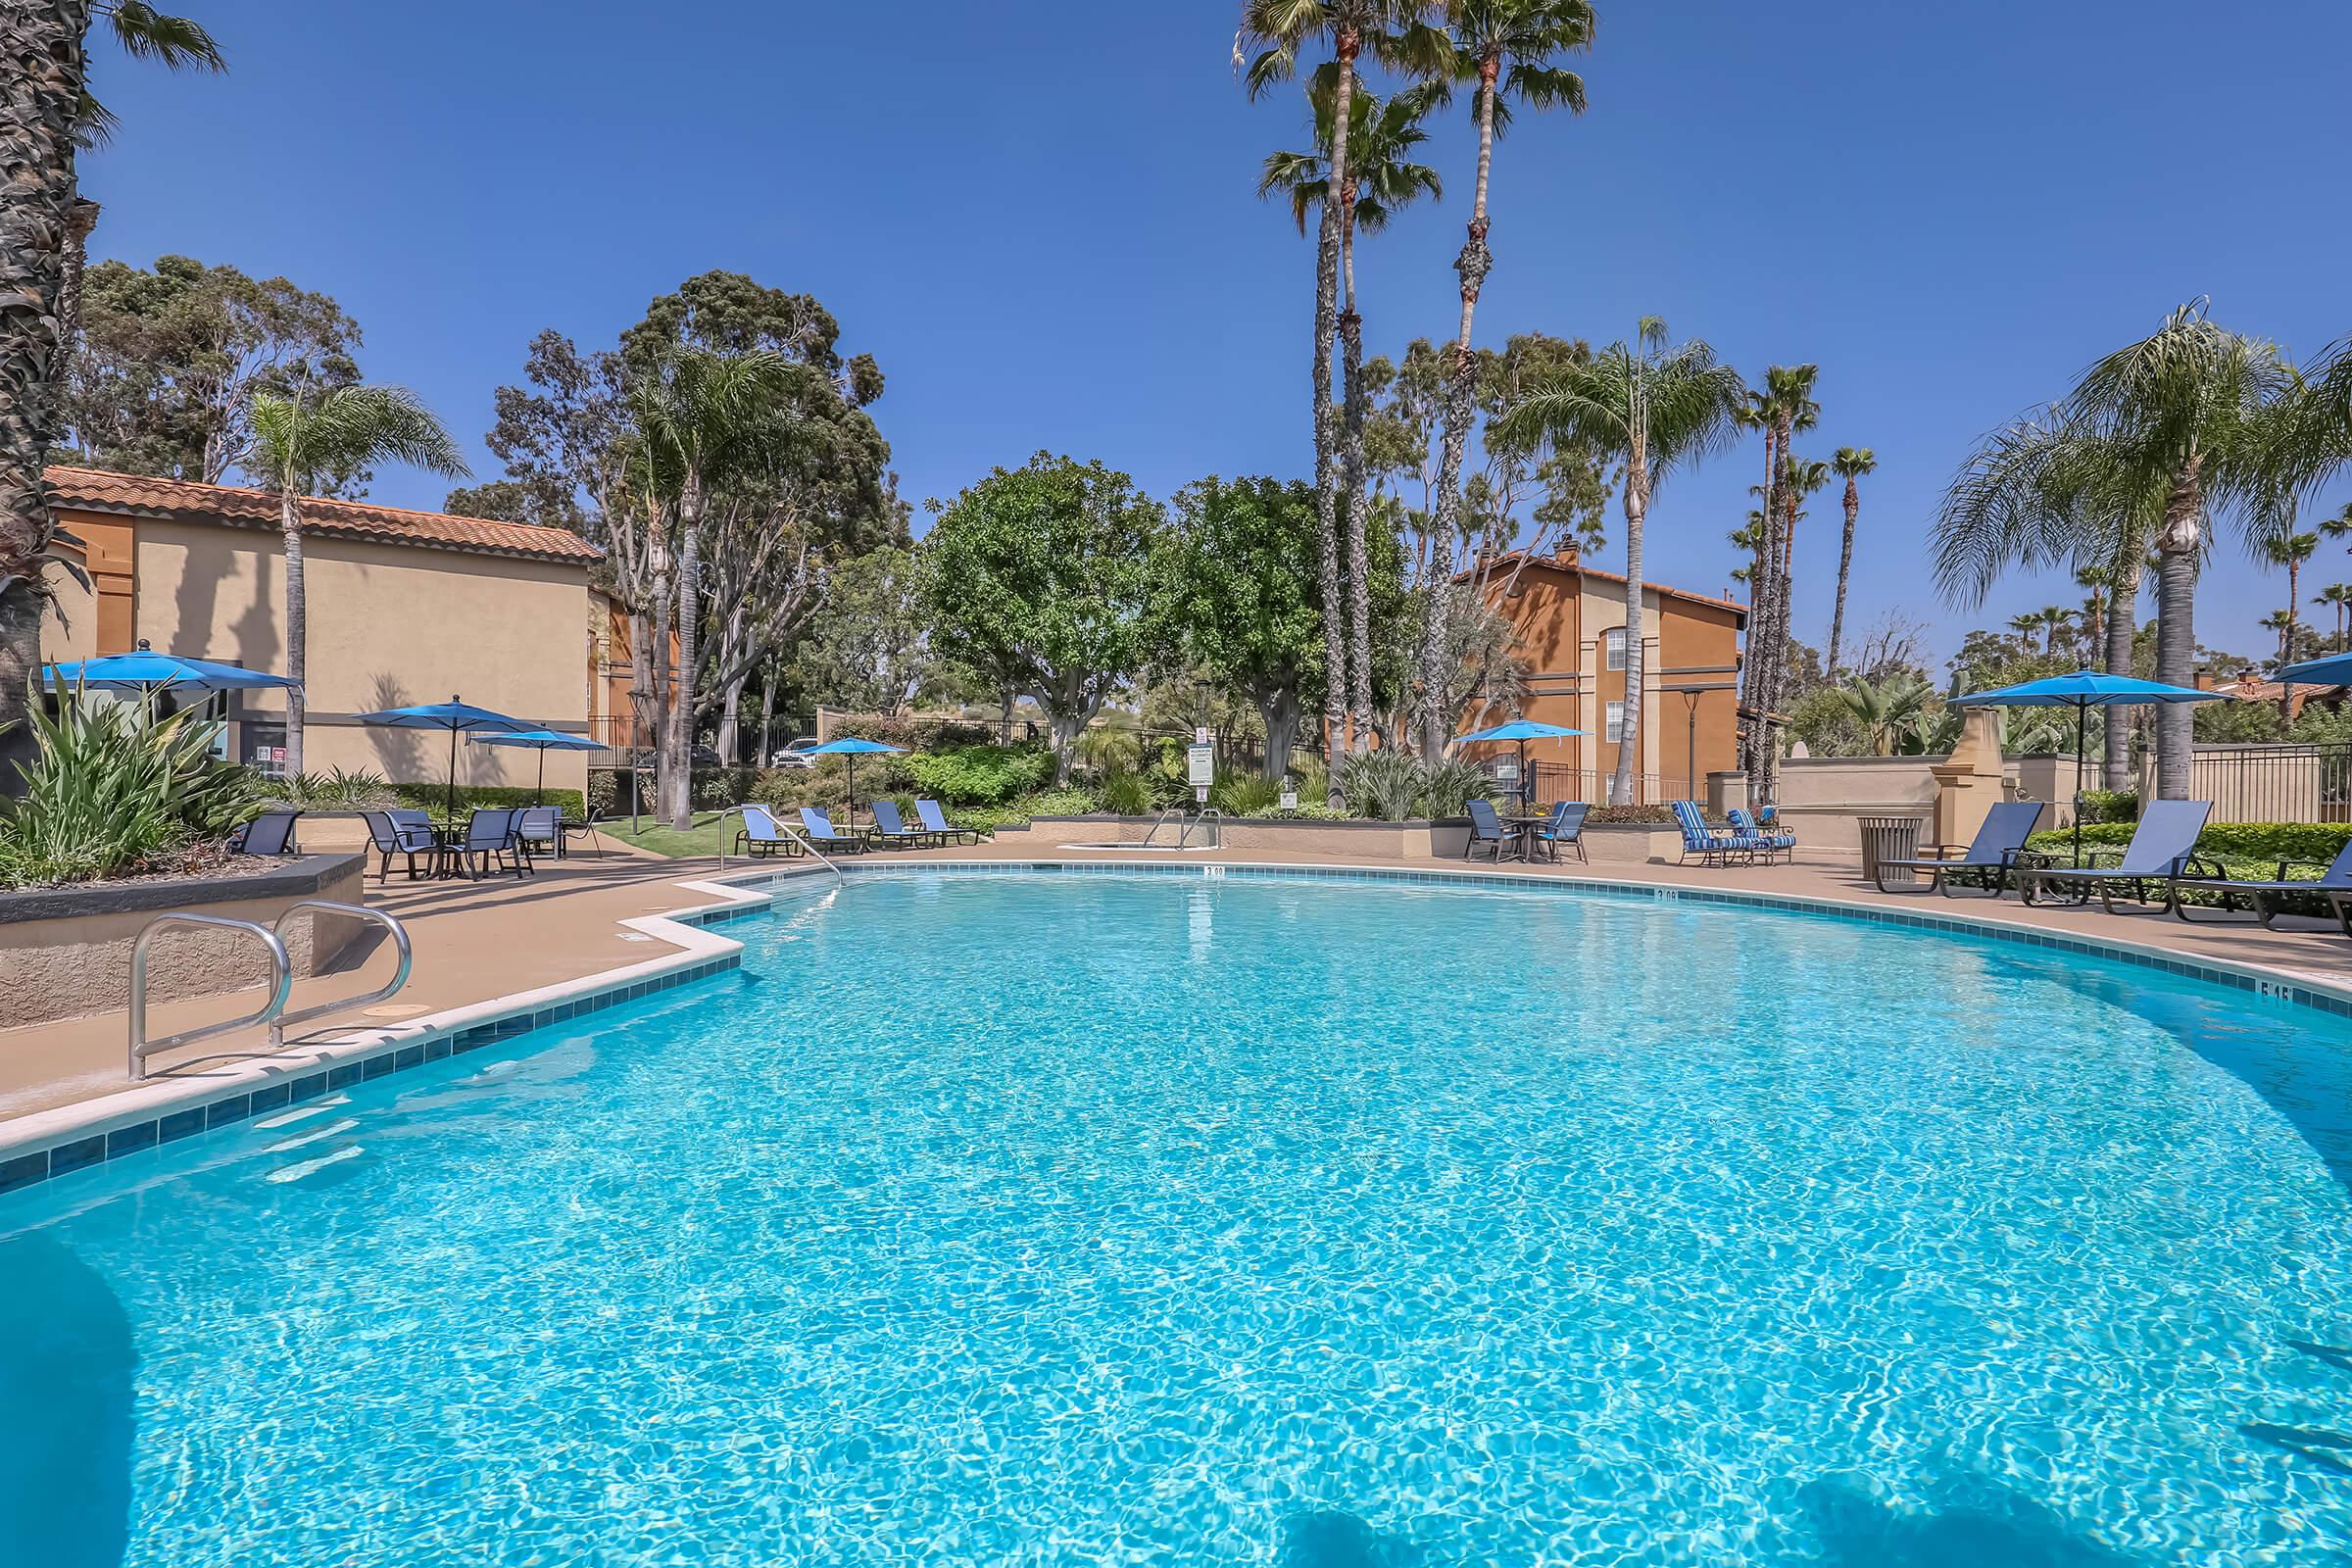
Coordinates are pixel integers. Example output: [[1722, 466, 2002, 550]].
[[1872, 800, 2042, 897], [915, 798, 984, 845], [2016, 799, 2218, 913], [732, 805, 804, 858], [1531, 800, 1590, 864], [1672, 801, 1748, 867], [869, 799, 936, 850], [2174, 834, 2352, 932], [229, 808, 301, 857], [446, 807, 528, 880], [797, 807, 870, 854], [361, 808, 438, 881], [514, 805, 564, 863], [1727, 808, 1796, 864], [1464, 798, 1510, 862]]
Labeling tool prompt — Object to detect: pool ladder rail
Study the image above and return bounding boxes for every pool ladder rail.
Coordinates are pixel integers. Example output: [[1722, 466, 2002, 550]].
[[1143, 808, 1223, 850], [128, 901, 413, 1081]]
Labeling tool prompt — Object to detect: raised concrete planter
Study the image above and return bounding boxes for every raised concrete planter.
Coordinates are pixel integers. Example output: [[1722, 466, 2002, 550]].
[[0, 853, 368, 1028]]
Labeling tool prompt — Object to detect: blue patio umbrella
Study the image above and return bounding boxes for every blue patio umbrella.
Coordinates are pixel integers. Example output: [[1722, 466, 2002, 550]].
[[45, 639, 299, 696], [804, 736, 906, 818], [1455, 718, 1587, 809], [2278, 651, 2352, 687], [353, 696, 537, 822], [1955, 668, 2230, 861], [469, 727, 604, 805]]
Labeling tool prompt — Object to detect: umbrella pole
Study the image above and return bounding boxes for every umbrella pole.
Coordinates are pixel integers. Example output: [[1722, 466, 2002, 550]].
[[2073, 703, 2087, 865], [535, 748, 545, 807], [446, 724, 460, 825]]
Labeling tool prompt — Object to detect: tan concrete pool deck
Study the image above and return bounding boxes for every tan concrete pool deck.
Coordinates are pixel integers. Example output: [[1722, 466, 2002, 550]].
[[6, 833, 2349, 1128]]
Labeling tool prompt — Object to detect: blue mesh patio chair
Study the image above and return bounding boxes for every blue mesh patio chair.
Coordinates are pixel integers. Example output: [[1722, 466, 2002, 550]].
[[798, 807, 870, 854], [2016, 799, 2218, 913], [2174, 831, 2352, 933], [915, 799, 984, 845], [1872, 801, 2042, 897]]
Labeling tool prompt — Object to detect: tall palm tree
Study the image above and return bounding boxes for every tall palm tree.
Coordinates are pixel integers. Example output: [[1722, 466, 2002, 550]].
[[632, 347, 794, 828], [1936, 304, 2291, 798], [2264, 526, 2320, 716], [246, 384, 467, 777], [2034, 605, 2076, 657], [0, 1, 221, 774], [2315, 582, 2352, 652], [1736, 365, 1817, 785], [2075, 564, 2110, 663], [1496, 318, 1744, 804], [1261, 78, 1442, 752], [1241, 0, 1443, 801], [1411, 0, 1592, 757], [1825, 446, 1875, 677]]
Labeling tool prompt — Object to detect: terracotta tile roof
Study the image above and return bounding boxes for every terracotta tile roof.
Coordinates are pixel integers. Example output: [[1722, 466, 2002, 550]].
[[1461, 548, 1748, 619], [44, 464, 603, 566]]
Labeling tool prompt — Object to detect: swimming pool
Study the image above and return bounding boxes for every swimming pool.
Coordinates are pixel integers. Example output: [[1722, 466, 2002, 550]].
[[5, 866, 2351, 1565]]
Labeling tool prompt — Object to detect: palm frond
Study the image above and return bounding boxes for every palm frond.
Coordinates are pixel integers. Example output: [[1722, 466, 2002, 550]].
[[99, 2, 225, 70]]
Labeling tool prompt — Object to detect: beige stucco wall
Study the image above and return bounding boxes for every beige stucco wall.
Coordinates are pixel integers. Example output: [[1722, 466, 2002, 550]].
[[42, 514, 593, 796]]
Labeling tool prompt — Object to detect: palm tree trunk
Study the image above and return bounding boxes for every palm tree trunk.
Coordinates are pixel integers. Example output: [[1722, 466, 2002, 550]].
[[1310, 39, 1356, 807], [2282, 556, 2301, 722], [1611, 440, 1650, 806], [2101, 559, 2138, 791], [2153, 460, 2204, 799], [1737, 423, 1778, 777], [1340, 201, 1374, 755], [1416, 50, 1499, 759], [1753, 416, 1792, 803], [667, 506, 702, 829], [0, 1, 93, 786], [279, 489, 307, 778], [1827, 477, 1858, 678]]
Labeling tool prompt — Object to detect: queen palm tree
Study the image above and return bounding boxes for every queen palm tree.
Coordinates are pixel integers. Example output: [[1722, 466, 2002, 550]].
[[1411, 0, 1592, 757], [1261, 78, 1442, 751], [247, 384, 468, 777], [2034, 605, 2077, 657], [2075, 564, 2110, 663], [1496, 318, 1744, 804], [0, 1, 221, 775], [1736, 366, 1818, 783], [2315, 582, 2352, 652], [1825, 446, 1875, 677]]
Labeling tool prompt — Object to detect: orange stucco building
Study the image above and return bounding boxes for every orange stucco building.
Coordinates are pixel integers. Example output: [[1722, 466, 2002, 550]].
[[1458, 548, 1747, 804]]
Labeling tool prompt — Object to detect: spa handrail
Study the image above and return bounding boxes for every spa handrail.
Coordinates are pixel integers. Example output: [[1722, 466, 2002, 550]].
[[129, 913, 293, 1080], [267, 902, 412, 1050]]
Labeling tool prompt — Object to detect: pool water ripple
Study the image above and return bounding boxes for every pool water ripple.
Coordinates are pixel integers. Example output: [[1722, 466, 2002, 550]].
[[4, 871, 2352, 1565]]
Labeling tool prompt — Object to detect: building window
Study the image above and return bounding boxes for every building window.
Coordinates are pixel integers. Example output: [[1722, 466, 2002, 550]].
[[1602, 627, 1627, 670], [1604, 701, 1626, 743], [241, 720, 287, 779]]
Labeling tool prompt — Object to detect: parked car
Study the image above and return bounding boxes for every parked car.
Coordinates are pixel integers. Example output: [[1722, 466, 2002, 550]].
[[770, 737, 823, 768]]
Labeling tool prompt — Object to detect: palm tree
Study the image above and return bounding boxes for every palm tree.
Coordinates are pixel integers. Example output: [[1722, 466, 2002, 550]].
[[1496, 318, 1745, 804], [2264, 526, 2319, 710], [2317, 582, 2352, 652], [1825, 446, 1875, 677], [246, 385, 467, 777], [1736, 365, 1818, 785], [0, 1, 221, 774], [1935, 304, 2292, 799], [1411, 0, 1592, 757], [2034, 606, 2076, 657], [2075, 564, 2110, 664], [1261, 78, 1442, 752], [631, 347, 794, 828]]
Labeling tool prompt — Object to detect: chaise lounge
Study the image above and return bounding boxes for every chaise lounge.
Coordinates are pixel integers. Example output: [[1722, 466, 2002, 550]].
[[2172, 835, 2352, 933], [1872, 800, 2043, 897], [2013, 799, 2218, 914], [797, 807, 870, 854], [1672, 800, 1749, 867]]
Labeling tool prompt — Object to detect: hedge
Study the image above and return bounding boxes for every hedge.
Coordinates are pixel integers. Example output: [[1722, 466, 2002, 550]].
[[393, 782, 585, 818], [2029, 819, 2352, 865]]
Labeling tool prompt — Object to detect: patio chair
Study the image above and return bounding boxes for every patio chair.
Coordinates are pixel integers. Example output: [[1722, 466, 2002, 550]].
[[1464, 798, 1510, 862], [797, 807, 870, 854], [1727, 808, 1797, 864], [229, 808, 301, 857], [2015, 799, 2219, 913], [2172, 834, 2352, 932], [361, 808, 439, 882], [1672, 801, 1748, 867], [1871, 800, 2043, 897], [1530, 801, 1590, 864], [869, 799, 937, 850], [514, 806, 563, 864], [915, 798, 985, 845], [731, 805, 804, 859], [446, 807, 529, 880]]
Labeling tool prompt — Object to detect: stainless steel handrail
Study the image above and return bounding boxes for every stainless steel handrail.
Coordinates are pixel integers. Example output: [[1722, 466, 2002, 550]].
[[129, 913, 293, 1080], [1142, 808, 1182, 848], [1178, 808, 1224, 850], [267, 901, 413, 1050], [717, 805, 843, 881]]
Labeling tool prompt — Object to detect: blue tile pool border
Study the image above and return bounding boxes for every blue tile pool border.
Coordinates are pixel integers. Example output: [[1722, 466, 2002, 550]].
[[8, 855, 2348, 1199]]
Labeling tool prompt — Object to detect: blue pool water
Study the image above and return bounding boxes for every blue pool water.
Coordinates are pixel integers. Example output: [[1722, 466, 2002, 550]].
[[6, 868, 2352, 1566]]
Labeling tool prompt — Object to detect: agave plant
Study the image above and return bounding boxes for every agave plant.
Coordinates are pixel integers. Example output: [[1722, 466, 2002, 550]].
[[1339, 750, 1426, 821], [0, 690, 260, 886], [1414, 758, 1497, 818]]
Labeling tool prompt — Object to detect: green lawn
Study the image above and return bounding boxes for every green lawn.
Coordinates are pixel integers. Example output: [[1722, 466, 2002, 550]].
[[600, 810, 733, 858]]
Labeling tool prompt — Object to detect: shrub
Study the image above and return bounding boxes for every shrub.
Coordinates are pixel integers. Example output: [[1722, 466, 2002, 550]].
[[832, 714, 998, 751], [1588, 803, 1675, 824], [1015, 785, 1103, 818], [268, 767, 395, 809], [904, 743, 1052, 807], [2079, 788, 2138, 825], [1101, 769, 1152, 815], [1417, 759, 1495, 819], [1339, 751, 1426, 821], [1211, 772, 1282, 815], [0, 696, 262, 887], [2029, 818, 2352, 866], [391, 782, 587, 819]]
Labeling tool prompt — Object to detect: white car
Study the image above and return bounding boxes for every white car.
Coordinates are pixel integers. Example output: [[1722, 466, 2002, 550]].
[[770, 737, 823, 768]]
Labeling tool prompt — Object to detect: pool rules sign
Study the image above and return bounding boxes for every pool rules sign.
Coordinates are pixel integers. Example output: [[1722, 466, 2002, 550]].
[[1189, 729, 1214, 806]]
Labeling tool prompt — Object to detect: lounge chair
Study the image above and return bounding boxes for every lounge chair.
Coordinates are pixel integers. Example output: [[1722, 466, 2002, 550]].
[[361, 808, 439, 881], [2172, 835, 2352, 931], [1727, 808, 1796, 864], [1531, 801, 1590, 864], [514, 805, 564, 864], [1672, 801, 1748, 867], [1872, 801, 2044, 897], [446, 807, 528, 880], [868, 800, 937, 850], [2015, 799, 2219, 913], [1464, 798, 1510, 862], [229, 808, 301, 857], [797, 807, 870, 854], [732, 805, 804, 858], [915, 798, 984, 845]]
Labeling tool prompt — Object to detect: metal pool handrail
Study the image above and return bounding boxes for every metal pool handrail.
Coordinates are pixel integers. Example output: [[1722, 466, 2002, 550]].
[[267, 902, 412, 1050], [1142, 808, 1183, 848], [717, 805, 843, 881], [129, 913, 293, 1080], [1178, 808, 1223, 850]]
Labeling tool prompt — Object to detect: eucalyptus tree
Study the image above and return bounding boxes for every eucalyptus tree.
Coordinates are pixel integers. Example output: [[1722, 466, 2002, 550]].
[[1825, 446, 1875, 677], [246, 385, 468, 776], [1260, 78, 1442, 749], [1414, 0, 1593, 756], [1496, 318, 1743, 804], [0, 0, 221, 778]]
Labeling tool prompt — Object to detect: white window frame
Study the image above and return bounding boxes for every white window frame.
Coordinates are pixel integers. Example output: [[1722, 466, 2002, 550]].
[[1604, 701, 1626, 743], [1601, 627, 1627, 671]]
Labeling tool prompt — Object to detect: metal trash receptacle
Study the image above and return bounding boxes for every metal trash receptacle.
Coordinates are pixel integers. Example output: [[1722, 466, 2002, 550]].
[[1858, 815, 1925, 886]]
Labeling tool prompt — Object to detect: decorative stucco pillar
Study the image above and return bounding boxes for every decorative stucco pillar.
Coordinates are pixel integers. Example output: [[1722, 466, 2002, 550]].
[[1930, 707, 2008, 850]]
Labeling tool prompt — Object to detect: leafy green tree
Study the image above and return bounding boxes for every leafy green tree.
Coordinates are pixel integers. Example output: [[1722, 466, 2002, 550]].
[[1498, 318, 1744, 804], [1825, 446, 1876, 677], [919, 454, 1166, 781], [792, 545, 932, 716], [247, 385, 468, 776]]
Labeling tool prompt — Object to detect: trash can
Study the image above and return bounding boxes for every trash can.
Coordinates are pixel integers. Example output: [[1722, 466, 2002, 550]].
[[1858, 815, 1926, 886]]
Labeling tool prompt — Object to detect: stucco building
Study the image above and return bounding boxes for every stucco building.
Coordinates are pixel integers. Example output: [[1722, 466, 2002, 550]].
[[37, 466, 614, 797], [1459, 547, 1747, 804]]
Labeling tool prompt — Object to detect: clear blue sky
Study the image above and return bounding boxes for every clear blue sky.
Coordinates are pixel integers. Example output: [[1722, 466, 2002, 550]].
[[78, 0, 2352, 673]]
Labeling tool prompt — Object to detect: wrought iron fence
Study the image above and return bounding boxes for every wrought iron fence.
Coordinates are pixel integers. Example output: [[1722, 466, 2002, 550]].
[[2165, 743, 2352, 823], [1522, 760, 1669, 809]]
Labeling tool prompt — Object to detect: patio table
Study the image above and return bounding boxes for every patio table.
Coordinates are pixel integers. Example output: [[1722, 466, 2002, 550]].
[[1499, 812, 1551, 863]]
